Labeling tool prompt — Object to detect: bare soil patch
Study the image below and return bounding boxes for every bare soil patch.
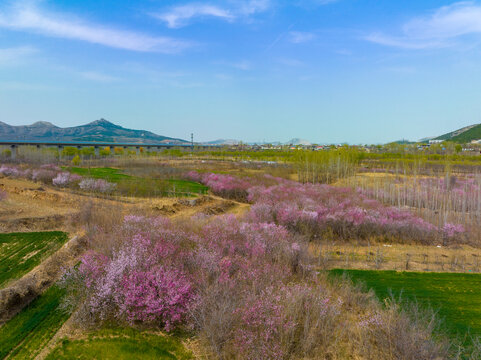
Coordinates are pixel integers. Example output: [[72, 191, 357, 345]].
[[1, 176, 247, 234]]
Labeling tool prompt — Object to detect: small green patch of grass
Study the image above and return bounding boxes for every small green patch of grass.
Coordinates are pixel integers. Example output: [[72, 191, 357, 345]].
[[65, 167, 207, 197], [330, 269, 481, 340], [65, 167, 131, 182], [46, 328, 194, 360], [0, 285, 70, 359], [0, 231, 68, 288], [167, 179, 208, 195]]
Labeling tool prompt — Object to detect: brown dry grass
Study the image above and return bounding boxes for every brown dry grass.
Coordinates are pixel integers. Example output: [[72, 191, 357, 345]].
[[311, 241, 481, 273], [0, 175, 247, 234]]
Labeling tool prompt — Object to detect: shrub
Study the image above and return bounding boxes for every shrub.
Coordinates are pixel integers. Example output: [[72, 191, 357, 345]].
[[184, 171, 285, 201], [99, 147, 111, 157], [32, 169, 58, 184], [40, 163, 61, 171], [52, 172, 82, 187], [65, 214, 454, 358], [0, 165, 21, 177], [185, 171, 251, 201], [119, 267, 192, 330], [62, 170, 466, 358], [186, 171, 453, 243], [72, 155, 81, 166], [1, 149, 11, 158], [247, 182, 442, 243], [61, 147, 78, 157], [79, 178, 116, 193], [81, 147, 95, 157]]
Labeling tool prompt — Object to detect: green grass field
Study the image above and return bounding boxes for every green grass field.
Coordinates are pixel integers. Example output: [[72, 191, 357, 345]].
[[66, 167, 208, 197], [0, 285, 70, 360], [167, 179, 208, 195], [46, 328, 193, 360], [0, 231, 68, 288], [330, 269, 481, 340], [66, 167, 131, 182]]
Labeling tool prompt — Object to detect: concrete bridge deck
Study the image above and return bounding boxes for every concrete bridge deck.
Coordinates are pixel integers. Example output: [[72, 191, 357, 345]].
[[0, 140, 219, 159]]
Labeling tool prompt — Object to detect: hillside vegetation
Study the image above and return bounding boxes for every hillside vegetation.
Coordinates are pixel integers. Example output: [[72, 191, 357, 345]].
[[435, 124, 481, 143]]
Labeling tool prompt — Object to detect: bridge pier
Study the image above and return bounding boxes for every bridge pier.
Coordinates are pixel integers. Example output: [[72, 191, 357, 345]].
[[10, 145, 17, 160], [136, 146, 140, 156], [58, 145, 63, 160], [94, 146, 100, 157]]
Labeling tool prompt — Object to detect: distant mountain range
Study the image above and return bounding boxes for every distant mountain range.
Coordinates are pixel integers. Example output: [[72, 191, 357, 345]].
[[0, 119, 188, 144], [286, 138, 312, 146], [201, 139, 240, 146], [7, 118, 478, 146]]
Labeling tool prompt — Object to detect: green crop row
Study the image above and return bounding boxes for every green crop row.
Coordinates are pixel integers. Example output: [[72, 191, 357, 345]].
[[0, 232, 68, 288], [0, 285, 70, 359], [46, 328, 193, 360], [330, 269, 481, 341]]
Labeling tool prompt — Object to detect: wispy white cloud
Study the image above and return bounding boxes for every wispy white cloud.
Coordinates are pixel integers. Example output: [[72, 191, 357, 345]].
[[365, 33, 448, 50], [152, 4, 234, 29], [365, 2, 481, 49], [154, 0, 271, 28], [236, 0, 271, 16], [288, 31, 315, 43], [403, 2, 481, 39], [0, 1, 191, 53], [0, 45, 37, 65]]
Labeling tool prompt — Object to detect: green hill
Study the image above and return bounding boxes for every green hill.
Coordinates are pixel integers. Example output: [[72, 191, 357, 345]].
[[435, 123, 481, 143]]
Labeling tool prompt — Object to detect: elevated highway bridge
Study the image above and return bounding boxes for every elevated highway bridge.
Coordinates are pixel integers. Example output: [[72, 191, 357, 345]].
[[0, 140, 220, 159]]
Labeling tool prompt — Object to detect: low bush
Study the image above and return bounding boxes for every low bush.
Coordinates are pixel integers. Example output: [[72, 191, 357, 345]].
[[63, 214, 454, 359], [188, 171, 465, 243], [247, 182, 451, 243], [52, 172, 82, 187], [79, 178, 117, 193]]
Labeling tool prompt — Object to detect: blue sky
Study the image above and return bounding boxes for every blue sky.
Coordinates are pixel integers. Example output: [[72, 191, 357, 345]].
[[1, 0, 481, 143]]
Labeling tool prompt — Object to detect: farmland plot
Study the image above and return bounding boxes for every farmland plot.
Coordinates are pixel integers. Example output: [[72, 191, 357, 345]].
[[0, 231, 68, 287], [331, 269, 481, 339], [0, 285, 70, 359], [46, 328, 193, 360]]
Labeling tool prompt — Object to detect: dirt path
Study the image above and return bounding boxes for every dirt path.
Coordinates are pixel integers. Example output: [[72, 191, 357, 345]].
[[1, 177, 250, 232]]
